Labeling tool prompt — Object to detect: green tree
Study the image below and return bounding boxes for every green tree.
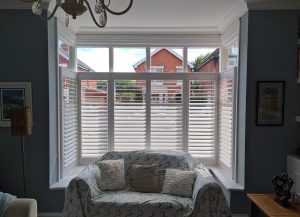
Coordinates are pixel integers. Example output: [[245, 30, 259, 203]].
[[191, 53, 212, 72]]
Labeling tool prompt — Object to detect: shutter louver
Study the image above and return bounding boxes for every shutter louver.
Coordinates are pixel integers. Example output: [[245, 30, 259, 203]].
[[188, 80, 216, 160], [61, 69, 78, 174], [114, 80, 146, 151], [151, 80, 183, 150], [81, 80, 109, 158], [219, 69, 235, 169]]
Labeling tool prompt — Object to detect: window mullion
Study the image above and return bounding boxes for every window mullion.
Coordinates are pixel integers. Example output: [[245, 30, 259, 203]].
[[108, 75, 114, 151], [182, 76, 189, 153], [146, 75, 151, 149]]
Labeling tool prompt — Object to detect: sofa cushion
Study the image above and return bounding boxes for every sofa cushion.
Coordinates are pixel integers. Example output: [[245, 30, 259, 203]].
[[98, 159, 126, 191], [99, 150, 197, 186], [131, 164, 160, 193], [162, 168, 197, 197], [92, 191, 193, 217]]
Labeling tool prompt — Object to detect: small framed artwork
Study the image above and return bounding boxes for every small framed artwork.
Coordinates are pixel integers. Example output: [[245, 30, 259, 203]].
[[256, 81, 285, 126], [0, 82, 32, 127]]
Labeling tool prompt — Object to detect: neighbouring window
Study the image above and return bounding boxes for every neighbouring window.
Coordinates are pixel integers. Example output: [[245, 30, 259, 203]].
[[150, 47, 184, 73]]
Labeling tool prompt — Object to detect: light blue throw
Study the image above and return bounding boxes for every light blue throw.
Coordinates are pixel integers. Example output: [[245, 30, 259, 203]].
[[0, 192, 16, 217]]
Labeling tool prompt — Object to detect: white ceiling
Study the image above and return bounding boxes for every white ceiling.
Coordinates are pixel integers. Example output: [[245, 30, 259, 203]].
[[2, 0, 300, 34], [54, 0, 247, 34]]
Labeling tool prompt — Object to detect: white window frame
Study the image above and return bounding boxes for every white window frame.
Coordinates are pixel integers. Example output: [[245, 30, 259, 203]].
[[57, 41, 239, 182]]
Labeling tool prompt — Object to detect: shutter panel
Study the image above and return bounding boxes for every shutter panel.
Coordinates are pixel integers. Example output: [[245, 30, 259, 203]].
[[80, 80, 109, 158], [151, 80, 183, 150], [60, 68, 78, 176], [114, 80, 146, 151], [188, 80, 216, 160], [219, 68, 236, 170]]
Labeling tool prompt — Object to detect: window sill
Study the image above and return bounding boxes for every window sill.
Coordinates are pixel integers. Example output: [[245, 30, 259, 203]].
[[209, 166, 244, 191], [50, 166, 85, 189]]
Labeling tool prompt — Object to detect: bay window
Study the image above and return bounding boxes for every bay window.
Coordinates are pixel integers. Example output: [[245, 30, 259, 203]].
[[58, 46, 238, 181]]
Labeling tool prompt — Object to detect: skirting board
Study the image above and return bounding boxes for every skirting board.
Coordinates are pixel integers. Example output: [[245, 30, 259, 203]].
[[38, 213, 248, 217]]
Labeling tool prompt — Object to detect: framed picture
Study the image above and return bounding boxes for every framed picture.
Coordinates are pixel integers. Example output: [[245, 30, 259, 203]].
[[256, 81, 285, 126], [0, 82, 32, 127]]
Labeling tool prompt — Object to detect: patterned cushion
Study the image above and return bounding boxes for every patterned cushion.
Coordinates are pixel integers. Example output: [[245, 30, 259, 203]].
[[99, 150, 197, 185], [130, 164, 160, 193], [98, 159, 126, 190], [162, 168, 197, 197]]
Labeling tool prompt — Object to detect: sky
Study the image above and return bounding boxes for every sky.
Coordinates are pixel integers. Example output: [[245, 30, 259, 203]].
[[76, 47, 216, 72]]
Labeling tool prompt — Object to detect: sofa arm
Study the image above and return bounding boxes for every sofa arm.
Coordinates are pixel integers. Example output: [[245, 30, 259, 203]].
[[4, 199, 37, 217], [190, 166, 231, 217], [63, 164, 102, 217]]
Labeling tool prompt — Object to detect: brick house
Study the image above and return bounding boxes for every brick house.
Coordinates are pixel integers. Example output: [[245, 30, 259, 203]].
[[133, 48, 193, 73], [197, 48, 220, 73]]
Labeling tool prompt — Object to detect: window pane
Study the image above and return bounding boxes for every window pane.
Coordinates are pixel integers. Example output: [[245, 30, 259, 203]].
[[114, 80, 146, 150], [114, 48, 146, 72], [188, 48, 219, 73], [81, 80, 109, 158], [188, 80, 216, 159], [151, 80, 183, 150], [58, 40, 70, 68], [228, 45, 239, 68], [150, 47, 184, 72], [77, 48, 109, 72]]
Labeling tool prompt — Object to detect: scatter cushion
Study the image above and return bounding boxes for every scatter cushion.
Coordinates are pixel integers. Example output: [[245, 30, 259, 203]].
[[162, 168, 197, 197], [98, 159, 126, 191], [131, 164, 160, 193]]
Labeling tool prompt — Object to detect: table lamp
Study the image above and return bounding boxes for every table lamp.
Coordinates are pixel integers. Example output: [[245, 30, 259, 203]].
[[10, 107, 32, 198]]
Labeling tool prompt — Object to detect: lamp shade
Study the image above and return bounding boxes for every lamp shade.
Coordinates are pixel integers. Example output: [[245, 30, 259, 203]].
[[11, 107, 32, 136]]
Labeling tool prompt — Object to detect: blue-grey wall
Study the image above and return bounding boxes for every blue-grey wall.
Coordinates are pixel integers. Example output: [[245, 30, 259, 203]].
[[0, 10, 64, 212], [1, 9, 300, 214], [233, 10, 300, 214]]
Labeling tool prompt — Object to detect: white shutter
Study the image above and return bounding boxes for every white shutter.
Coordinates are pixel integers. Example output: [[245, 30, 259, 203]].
[[219, 67, 236, 172], [188, 80, 216, 161], [151, 80, 183, 150], [114, 80, 146, 151], [60, 68, 78, 177], [80, 80, 109, 158]]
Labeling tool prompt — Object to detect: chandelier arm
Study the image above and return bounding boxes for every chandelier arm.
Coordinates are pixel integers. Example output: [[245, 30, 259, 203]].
[[83, 0, 105, 28], [99, 0, 133, 15], [38, 4, 60, 21], [47, 4, 60, 20]]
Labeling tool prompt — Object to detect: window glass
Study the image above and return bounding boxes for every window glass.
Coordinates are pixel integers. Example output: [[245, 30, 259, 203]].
[[150, 47, 184, 73], [77, 48, 109, 72], [187, 48, 219, 73], [114, 48, 146, 72], [58, 40, 70, 68]]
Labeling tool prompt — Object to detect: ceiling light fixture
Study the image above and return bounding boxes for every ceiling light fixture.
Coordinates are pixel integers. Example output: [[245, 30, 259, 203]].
[[31, 0, 133, 28]]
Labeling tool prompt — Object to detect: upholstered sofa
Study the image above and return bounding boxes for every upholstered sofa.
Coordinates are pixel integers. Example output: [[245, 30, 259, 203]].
[[63, 150, 231, 217]]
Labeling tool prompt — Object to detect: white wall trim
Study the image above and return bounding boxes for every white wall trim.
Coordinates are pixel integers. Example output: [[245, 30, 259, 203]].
[[218, 1, 248, 33], [38, 213, 62, 217], [75, 34, 221, 47], [245, 0, 300, 10], [221, 20, 240, 47]]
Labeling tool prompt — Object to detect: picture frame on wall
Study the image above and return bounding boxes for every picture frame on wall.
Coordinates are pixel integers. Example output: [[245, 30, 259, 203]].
[[256, 81, 285, 126], [0, 82, 32, 127]]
